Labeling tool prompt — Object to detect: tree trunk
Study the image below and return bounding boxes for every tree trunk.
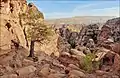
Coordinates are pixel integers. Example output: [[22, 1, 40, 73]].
[[23, 27, 29, 47], [28, 40, 35, 57]]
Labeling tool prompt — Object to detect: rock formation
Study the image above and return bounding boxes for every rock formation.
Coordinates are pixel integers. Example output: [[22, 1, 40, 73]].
[[78, 23, 100, 46], [57, 23, 101, 55], [0, 0, 45, 56], [98, 17, 120, 53], [0, 0, 27, 55], [57, 17, 120, 54], [98, 17, 120, 42]]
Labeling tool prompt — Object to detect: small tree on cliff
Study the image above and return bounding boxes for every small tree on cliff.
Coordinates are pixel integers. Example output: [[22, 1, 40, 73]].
[[25, 8, 53, 57]]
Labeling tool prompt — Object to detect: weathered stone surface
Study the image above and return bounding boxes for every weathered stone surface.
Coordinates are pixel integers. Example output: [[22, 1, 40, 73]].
[[60, 52, 71, 57], [39, 64, 50, 76], [0, 51, 15, 65], [78, 23, 100, 46], [112, 54, 120, 72], [5, 66, 13, 73], [95, 70, 108, 76], [68, 74, 80, 78], [70, 49, 86, 57], [0, 0, 27, 52], [68, 64, 80, 70], [86, 74, 96, 78], [16, 65, 36, 76], [110, 43, 120, 55], [98, 17, 120, 44], [57, 36, 71, 55], [58, 54, 80, 66], [22, 59, 34, 66], [68, 70, 86, 78], [0, 0, 44, 56], [0, 74, 17, 78], [48, 73, 66, 78], [36, 33, 59, 56]]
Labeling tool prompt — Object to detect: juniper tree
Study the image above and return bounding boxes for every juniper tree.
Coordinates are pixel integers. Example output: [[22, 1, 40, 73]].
[[20, 6, 53, 57]]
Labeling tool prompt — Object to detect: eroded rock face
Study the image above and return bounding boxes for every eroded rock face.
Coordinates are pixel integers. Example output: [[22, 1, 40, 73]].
[[16, 65, 36, 76], [78, 23, 100, 46], [98, 17, 120, 54], [57, 35, 71, 55], [98, 17, 120, 43], [0, 0, 27, 55], [57, 18, 120, 54], [57, 23, 101, 56], [0, 74, 17, 78], [0, 0, 44, 56]]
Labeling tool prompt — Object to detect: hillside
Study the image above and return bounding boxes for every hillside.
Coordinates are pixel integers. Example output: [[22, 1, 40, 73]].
[[46, 16, 116, 25]]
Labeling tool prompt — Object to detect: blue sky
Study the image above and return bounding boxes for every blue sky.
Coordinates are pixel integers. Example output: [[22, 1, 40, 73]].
[[27, 0, 120, 19]]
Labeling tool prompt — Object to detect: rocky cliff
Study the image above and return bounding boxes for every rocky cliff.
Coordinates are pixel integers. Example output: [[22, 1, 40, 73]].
[[99, 17, 120, 42], [0, 0, 44, 55], [0, 0, 27, 55]]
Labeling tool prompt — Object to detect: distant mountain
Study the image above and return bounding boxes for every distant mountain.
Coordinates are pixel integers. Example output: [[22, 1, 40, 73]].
[[45, 16, 116, 25]]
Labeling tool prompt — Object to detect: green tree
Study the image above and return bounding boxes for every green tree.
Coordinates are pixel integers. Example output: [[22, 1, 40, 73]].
[[21, 8, 53, 57]]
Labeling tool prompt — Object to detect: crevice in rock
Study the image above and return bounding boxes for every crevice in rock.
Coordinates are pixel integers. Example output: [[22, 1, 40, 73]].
[[102, 57, 110, 65], [9, 3, 14, 13], [5, 23, 11, 31], [11, 40, 19, 49], [11, 29, 14, 34], [65, 69, 69, 74]]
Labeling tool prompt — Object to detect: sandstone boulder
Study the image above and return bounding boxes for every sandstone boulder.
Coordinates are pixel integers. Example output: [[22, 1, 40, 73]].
[[48, 73, 66, 78], [16, 65, 36, 76], [70, 49, 86, 57], [68, 64, 80, 70], [68, 70, 86, 78], [39, 64, 50, 76], [0, 74, 17, 78]]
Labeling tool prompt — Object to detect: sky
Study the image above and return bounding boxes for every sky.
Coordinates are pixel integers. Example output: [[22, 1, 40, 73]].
[[27, 0, 120, 19]]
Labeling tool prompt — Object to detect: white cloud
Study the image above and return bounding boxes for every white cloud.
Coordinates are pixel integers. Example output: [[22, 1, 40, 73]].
[[44, 4, 97, 19], [73, 4, 97, 13], [85, 7, 120, 16], [44, 5, 119, 19]]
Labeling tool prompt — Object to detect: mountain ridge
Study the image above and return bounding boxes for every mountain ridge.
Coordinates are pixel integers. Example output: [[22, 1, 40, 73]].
[[45, 16, 116, 24]]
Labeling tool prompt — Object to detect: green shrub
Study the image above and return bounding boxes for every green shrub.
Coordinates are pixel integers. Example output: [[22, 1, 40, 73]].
[[81, 53, 100, 73]]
